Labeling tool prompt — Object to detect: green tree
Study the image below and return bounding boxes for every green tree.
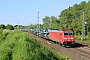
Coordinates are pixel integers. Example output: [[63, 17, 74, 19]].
[[50, 16, 59, 29], [43, 16, 50, 28], [42, 16, 59, 29], [0, 24, 6, 29], [6, 24, 14, 30]]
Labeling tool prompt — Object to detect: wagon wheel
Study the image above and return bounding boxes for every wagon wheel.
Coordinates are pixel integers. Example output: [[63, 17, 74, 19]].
[[60, 43, 62, 46]]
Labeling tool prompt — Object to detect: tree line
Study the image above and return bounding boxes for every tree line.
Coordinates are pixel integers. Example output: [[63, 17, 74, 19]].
[[0, 24, 25, 30], [0, 24, 14, 30]]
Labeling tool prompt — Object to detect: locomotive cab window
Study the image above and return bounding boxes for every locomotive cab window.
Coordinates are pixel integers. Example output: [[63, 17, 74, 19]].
[[69, 32, 73, 36], [64, 32, 73, 36], [64, 32, 68, 36]]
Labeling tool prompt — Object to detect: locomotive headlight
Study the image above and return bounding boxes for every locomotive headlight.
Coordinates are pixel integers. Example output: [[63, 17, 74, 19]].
[[64, 38, 67, 39], [64, 38, 67, 41], [71, 38, 74, 39]]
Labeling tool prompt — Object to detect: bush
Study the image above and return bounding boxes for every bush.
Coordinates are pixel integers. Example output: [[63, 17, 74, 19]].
[[6, 24, 14, 30], [0, 28, 3, 34], [0, 24, 6, 29]]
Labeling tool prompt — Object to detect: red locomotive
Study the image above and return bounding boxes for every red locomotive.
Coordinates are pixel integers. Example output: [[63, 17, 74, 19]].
[[48, 30, 75, 47]]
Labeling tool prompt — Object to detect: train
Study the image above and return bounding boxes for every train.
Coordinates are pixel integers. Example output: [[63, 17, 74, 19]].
[[21, 28, 75, 47]]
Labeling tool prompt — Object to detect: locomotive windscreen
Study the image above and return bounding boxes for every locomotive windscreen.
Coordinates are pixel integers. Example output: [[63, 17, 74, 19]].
[[64, 32, 73, 36], [69, 32, 73, 36]]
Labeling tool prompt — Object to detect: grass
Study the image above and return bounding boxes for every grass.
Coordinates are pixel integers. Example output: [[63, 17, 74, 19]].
[[0, 30, 66, 60], [74, 35, 90, 44]]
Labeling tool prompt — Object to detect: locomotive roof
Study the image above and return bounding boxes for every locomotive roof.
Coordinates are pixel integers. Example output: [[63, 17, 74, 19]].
[[50, 30, 73, 32], [49, 30, 60, 32]]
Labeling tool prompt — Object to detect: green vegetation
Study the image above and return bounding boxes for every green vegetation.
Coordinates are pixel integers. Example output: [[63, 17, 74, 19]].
[[6, 24, 14, 30], [0, 29, 65, 60], [75, 35, 90, 43], [0, 24, 14, 30], [0, 24, 5, 29]]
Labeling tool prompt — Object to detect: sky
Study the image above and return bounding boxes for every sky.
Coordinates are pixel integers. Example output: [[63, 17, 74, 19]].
[[0, 0, 89, 26]]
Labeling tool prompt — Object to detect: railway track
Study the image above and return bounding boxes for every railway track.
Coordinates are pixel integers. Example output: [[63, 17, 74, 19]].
[[68, 47, 90, 60], [29, 33, 90, 60]]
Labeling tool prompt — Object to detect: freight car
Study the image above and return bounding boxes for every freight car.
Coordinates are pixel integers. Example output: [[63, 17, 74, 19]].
[[48, 30, 75, 47]]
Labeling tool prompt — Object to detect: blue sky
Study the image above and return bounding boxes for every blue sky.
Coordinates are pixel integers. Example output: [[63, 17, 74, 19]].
[[0, 0, 89, 26]]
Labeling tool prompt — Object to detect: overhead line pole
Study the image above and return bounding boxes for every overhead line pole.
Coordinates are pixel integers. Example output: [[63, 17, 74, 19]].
[[38, 11, 40, 30], [37, 11, 40, 40], [82, 10, 85, 41], [38, 11, 40, 32], [50, 19, 51, 28]]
